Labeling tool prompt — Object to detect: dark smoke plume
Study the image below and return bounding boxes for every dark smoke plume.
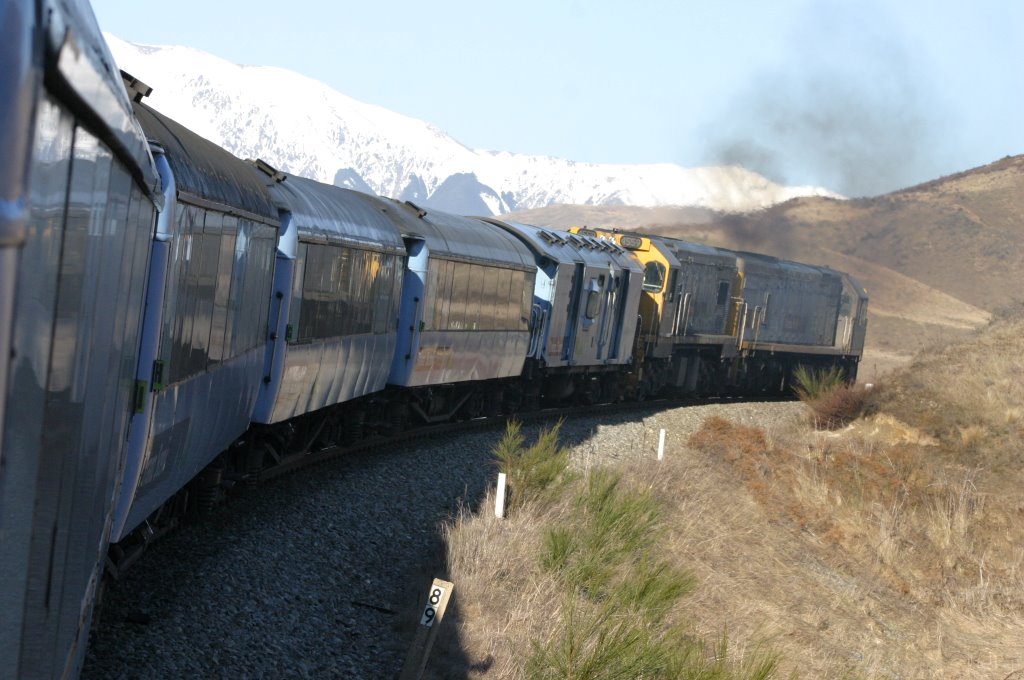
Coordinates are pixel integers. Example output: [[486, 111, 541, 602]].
[[700, 5, 960, 197]]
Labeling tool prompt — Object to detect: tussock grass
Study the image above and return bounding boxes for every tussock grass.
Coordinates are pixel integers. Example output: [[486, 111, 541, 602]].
[[438, 317, 1024, 679], [680, 316, 1024, 677], [792, 365, 847, 401], [792, 366, 871, 429]]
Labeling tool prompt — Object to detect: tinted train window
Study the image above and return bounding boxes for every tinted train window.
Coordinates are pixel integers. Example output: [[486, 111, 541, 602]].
[[425, 259, 530, 332], [162, 208, 275, 384], [293, 243, 400, 342]]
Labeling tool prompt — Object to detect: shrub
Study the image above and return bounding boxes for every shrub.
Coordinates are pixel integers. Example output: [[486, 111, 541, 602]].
[[805, 383, 871, 430], [530, 468, 706, 679], [792, 366, 869, 430], [791, 365, 847, 401], [495, 419, 572, 512]]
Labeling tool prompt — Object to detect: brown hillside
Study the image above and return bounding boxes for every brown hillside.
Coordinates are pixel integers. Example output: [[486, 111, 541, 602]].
[[505, 155, 1024, 379]]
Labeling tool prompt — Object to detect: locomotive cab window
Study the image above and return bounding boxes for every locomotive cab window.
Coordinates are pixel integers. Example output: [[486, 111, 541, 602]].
[[839, 293, 852, 315], [716, 281, 730, 305], [642, 261, 666, 292]]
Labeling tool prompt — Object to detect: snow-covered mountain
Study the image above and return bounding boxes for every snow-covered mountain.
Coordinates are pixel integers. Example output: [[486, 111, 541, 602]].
[[106, 35, 841, 216]]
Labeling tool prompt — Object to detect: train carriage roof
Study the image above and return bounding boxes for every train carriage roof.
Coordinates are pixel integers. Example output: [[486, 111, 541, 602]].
[[132, 101, 278, 224], [258, 171, 405, 255], [376, 201, 536, 271], [735, 250, 842, 279]]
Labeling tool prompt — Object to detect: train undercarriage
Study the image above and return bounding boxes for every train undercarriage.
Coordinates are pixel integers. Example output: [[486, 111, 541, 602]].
[[108, 346, 857, 576]]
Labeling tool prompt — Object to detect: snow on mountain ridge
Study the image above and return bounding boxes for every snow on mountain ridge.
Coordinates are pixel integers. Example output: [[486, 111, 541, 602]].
[[105, 34, 841, 216]]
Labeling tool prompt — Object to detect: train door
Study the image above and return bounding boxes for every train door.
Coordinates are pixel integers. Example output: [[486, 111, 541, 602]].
[[389, 236, 426, 385], [609, 271, 630, 360], [595, 272, 615, 360], [562, 263, 585, 362]]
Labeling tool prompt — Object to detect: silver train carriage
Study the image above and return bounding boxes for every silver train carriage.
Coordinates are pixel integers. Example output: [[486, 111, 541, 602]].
[[386, 204, 536, 422], [110, 92, 280, 542], [251, 165, 405, 426], [1, 2, 161, 677]]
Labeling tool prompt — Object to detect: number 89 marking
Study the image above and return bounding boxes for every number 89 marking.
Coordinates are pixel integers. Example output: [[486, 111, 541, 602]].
[[420, 586, 447, 627]]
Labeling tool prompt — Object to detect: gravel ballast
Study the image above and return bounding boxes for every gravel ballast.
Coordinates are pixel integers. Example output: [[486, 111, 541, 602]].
[[82, 400, 804, 679]]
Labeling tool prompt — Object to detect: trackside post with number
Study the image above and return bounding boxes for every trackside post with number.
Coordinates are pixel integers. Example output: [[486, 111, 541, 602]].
[[399, 578, 454, 680]]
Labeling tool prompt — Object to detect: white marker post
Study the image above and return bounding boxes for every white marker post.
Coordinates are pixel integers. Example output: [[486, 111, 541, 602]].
[[657, 428, 666, 461], [399, 578, 454, 680], [495, 472, 507, 519]]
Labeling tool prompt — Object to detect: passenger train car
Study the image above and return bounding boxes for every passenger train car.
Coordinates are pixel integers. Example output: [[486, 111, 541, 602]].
[[1, 3, 867, 677], [1, 1, 161, 677]]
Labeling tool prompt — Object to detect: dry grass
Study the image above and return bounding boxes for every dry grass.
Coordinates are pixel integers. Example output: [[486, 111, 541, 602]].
[[437, 425, 777, 679], [435, 317, 1024, 678]]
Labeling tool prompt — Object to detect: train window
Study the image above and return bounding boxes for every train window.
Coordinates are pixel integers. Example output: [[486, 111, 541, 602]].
[[164, 206, 196, 381], [496, 268, 513, 330], [449, 262, 470, 330], [224, 220, 248, 352], [430, 260, 448, 330], [188, 213, 221, 371], [160, 205, 276, 383], [716, 281, 730, 305], [481, 268, 499, 330], [474, 266, 489, 330], [210, 219, 237, 361], [521, 271, 534, 330], [642, 261, 666, 292], [297, 243, 322, 341], [340, 248, 357, 335], [585, 280, 601, 320], [505, 270, 521, 330], [288, 243, 307, 341], [347, 249, 369, 335], [466, 264, 484, 330], [585, 290, 600, 320], [421, 259, 438, 331], [371, 252, 393, 334]]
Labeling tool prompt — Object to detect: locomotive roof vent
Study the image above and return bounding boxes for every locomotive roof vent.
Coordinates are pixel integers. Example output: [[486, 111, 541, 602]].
[[121, 70, 152, 102]]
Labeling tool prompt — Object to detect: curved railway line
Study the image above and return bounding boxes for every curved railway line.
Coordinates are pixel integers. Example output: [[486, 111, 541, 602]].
[[83, 398, 803, 679], [106, 393, 779, 577]]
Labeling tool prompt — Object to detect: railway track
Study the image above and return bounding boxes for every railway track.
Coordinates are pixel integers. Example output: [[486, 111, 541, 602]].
[[83, 397, 803, 679], [107, 391, 788, 579]]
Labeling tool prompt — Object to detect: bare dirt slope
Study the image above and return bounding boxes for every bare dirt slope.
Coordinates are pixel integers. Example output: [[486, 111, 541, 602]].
[[504, 154, 1024, 379]]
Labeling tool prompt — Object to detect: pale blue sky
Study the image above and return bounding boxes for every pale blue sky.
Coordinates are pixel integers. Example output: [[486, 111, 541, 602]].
[[89, 0, 1022, 197]]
